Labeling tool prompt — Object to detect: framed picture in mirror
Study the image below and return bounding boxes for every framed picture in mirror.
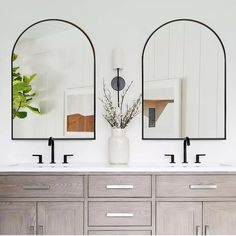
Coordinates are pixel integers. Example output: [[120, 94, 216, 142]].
[[64, 86, 94, 138]]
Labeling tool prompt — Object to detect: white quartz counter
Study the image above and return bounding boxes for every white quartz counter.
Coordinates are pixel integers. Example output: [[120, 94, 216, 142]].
[[0, 162, 236, 173]]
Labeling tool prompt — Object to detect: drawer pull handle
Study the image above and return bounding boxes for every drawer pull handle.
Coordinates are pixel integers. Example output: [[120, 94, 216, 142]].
[[196, 225, 201, 235], [106, 185, 134, 189], [189, 184, 217, 189], [106, 213, 134, 217], [38, 225, 44, 235], [205, 225, 210, 235], [23, 185, 50, 190], [29, 226, 35, 235]]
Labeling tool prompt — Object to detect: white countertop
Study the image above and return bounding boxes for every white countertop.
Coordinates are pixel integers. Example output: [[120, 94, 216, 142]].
[[0, 162, 236, 172]]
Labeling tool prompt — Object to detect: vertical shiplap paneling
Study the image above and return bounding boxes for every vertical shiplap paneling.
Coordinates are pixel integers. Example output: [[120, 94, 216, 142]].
[[199, 27, 219, 137], [168, 22, 185, 79], [144, 35, 155, 82], [182, 22, 201, 137], [216, 44, 225, 137], [154, 25, 170, 80]]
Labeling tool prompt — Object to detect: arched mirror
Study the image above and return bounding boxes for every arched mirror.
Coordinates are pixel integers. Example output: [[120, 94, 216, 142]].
[[142, 19, 226, 140], [12, 19, 96, 140]]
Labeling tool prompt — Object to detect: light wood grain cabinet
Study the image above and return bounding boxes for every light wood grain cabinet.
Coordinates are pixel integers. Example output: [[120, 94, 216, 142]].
[[38, 202, 83, 235], [0, 202, 36, 235], [89, 201, 152, 226], [88, 230, 152, 235], [156, 201, 236, 235], [0, 202, 84, 235], [88, 175, 152, 197], [0, 173, 236, 235], [156, 202, 202, 235], [203, 202, 236, 235], [156, 175, 236, 235]]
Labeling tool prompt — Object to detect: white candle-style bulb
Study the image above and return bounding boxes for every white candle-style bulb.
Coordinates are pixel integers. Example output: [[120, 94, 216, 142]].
[[112, 49, 123, 70]]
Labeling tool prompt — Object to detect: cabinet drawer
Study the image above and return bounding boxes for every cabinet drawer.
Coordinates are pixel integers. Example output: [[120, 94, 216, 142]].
[[88, 230, 151, 235], [156, 175, 236, 197], [0, 176, 83, 197], [88, 202, 152, 226], [88, 175, 151, 197]]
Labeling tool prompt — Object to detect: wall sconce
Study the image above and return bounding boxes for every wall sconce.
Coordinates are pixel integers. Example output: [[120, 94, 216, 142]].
[[111, 49, 125, 107]]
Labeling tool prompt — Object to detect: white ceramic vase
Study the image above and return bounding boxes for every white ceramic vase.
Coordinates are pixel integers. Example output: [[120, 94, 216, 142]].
[[108, 128, 129, 165]]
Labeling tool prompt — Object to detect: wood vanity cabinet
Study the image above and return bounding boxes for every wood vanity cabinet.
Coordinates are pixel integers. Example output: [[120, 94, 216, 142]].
[[0, 173, 236, 235], [0, 202, 36, 235], [156, 201, 236, 235], [37, 202, 83, 235], [156, 202, 202, 235], [0, 175, 84, 235], [156, 175, 236, 235], [0, 201, 83, 235]]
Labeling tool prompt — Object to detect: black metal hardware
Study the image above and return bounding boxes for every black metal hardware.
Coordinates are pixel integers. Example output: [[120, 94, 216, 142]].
[[195, 154, 206, 164], [165, 154, 175, 164], [183, 136, 190, 164], [48, 137, 56, 164], [63, 154, 74, 164], [111, 68, 126, 107], [33, 154, 43, 164]]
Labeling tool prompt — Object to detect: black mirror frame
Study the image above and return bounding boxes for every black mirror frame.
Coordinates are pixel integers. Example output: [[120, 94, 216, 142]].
[[11, 19, 96, 140], [142, 18, 226, 140]]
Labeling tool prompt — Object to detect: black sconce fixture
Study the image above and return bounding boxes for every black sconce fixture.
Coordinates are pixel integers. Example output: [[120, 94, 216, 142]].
[[111, 49, 125, 107]]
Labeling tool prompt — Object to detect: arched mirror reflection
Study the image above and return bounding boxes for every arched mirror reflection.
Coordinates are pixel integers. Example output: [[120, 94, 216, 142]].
[[142, 19, 226, 140], [12, 19, 96, 140]]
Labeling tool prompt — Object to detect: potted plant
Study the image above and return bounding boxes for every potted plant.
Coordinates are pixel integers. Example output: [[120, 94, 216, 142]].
[[100, 81, 141, 164]]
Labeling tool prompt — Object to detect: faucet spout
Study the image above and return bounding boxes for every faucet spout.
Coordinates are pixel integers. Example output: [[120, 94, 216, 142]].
[[48, 137, 55, 164], [183, 136, 190, 164]]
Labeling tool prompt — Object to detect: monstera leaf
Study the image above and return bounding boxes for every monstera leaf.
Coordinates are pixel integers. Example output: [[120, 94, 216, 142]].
[[12, 53, 41, 119]]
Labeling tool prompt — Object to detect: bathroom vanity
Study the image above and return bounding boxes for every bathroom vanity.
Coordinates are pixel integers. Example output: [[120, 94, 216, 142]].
[[0, 166, 236, 235]]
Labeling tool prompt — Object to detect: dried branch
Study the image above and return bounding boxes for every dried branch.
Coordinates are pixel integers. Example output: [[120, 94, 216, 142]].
[[100, 81, 141, 129]]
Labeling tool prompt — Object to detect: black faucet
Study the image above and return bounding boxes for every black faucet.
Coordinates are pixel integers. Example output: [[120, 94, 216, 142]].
[[183, 136, 190, 164], [48, 137, 56, 164]]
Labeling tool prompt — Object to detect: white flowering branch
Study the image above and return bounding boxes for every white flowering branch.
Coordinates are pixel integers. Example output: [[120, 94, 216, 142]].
[[100, 81, 142, 129]]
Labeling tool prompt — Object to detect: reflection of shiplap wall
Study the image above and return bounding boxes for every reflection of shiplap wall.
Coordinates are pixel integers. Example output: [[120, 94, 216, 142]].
[[14, 28, 94, 138], [144, 21, 224, 138]]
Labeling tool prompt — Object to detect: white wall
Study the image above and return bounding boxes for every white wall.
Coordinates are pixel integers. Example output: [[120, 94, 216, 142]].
[[0, 0, 236, 165]]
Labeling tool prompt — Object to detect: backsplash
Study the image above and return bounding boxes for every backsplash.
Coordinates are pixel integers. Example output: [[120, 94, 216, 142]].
[[0, 0, 235, 165]]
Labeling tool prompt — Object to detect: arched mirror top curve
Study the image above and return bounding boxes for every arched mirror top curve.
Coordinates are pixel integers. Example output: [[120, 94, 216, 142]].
[[11, 19, 96, 140], [142, 19, 226, 140]]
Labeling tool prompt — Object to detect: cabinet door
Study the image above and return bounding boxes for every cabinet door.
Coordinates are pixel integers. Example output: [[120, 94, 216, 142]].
[[156, 202, 202, 235], [38, 202, 83, 235], [203, 202, 236, 235], [0, 202, 36, 235]]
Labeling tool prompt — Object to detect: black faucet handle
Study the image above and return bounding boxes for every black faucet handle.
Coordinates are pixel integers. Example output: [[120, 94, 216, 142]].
[[165, 154, 176, 164], [63, 154, 74, 164], [48, 137, 53, 146], [185, 136, 191, 145], [195, 154, 206, 164], [33, 154, 43, 164]]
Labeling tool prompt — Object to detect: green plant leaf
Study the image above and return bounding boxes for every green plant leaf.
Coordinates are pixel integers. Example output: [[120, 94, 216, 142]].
[[27, 106, 41, 114], [13, 82, 31, 94], [12, 54, 41, 119], [15, 111, 27, 119], [12, 53, 18, 62], [23, 73, 37, 84]]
